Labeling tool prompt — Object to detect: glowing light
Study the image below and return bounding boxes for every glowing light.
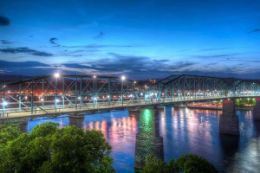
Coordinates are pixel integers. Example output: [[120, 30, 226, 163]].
[[55, 98, 60, 103], [40, 98, 44, 102], [121, 75, 126, 81], [2, 100, 8, 107], [53, 72, 60, 79], [78, 96, 81, 100], [93, 75, 97, 79]]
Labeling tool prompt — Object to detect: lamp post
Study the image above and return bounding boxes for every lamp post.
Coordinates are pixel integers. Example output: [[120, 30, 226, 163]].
[[53, 72, 60, 111], [121, 75, 126, 106], [93, 75, 97, 108], [2, 99, 8, 117]]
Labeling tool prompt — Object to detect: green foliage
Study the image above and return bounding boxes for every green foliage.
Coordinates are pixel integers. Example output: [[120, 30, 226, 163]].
[[0, 125, 21, 146], [175, 154, 218, 173], [141, 154, 218, 173], [0, 123, 114, 173], [141, 156, 167, 173]]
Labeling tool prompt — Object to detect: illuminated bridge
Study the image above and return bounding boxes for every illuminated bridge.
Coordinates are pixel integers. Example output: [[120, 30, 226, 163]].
[[1, 74, 260, 119]]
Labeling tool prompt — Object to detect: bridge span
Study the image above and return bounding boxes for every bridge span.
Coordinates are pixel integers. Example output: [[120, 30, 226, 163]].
[[1, 74, 260, 119]]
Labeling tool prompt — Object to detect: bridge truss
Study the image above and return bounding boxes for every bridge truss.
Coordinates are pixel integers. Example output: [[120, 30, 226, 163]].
[[1, 74, 260, 117]]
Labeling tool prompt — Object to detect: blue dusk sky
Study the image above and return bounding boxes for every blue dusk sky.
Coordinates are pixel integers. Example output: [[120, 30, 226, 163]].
[[0, 0, 260, 79]]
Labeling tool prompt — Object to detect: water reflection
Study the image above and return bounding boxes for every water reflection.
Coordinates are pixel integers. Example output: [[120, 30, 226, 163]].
[[25, 107, 260, 173], [83, 109, 137, 173], [161, 107, 222, 167], [135, 108, 163, 168]]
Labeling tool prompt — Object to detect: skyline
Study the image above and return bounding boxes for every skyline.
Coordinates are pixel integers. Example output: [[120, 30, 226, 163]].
[[1, 0, 260, 79]]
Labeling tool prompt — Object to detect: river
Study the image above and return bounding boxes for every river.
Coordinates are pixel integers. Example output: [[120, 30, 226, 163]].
[[26, 106, 260, 173]]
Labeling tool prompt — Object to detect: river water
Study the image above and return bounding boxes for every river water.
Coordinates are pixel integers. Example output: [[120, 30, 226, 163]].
[[26, 107, 260, 173]]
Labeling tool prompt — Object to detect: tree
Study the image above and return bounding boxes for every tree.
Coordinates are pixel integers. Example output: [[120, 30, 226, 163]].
[[0, 123, 114, 173], [141, 154, 218, 173], [0, 124, 21, 146], [141, 156, 167, 173], [175, 154, 218, 173]]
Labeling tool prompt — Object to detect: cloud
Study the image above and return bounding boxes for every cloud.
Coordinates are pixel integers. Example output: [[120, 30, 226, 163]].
[[94, 31, 105, 39], [0, 60, 49, 68], [199, 47, 228, 52], [250, 28, 260, 33], [49, 37, 60, 46], [58, 53, 195, 77], [1, 52, 260, 79], [0, 60, 51, 76], [0, 47, 53, 57], [1, 40, 12, 45], [62, 44, 136, 49], [92, 53, 167, 72], [0, 16, 10, 26]]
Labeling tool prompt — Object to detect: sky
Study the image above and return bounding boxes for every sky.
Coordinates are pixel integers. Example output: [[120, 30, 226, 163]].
[[0, 0, 260, 79]]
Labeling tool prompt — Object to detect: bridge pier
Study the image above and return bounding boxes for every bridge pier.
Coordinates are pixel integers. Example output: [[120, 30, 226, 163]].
[[19, 120, 28, 132], [253, 97, 260, 121], [219, 99, 239, 136], [69, 113, 84, 128]]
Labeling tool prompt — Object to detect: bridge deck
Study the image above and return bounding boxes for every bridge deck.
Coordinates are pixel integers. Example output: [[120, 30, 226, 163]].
[[1, 95, 258, 121]]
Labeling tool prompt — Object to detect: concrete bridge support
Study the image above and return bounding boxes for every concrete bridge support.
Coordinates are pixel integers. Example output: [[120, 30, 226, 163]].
[[19, 120, 28, 132], [69, 113, 84, 128], [253, 97, 260, 121], [219, 99, 239, 136]]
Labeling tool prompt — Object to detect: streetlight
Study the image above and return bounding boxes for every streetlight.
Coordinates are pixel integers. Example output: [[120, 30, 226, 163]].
[[121, 75, 126, 106], [1, 100, 8, 116], [2, 100, 8, 107], [92, 75, 97, 107], [55, 98, 60, 103], [121, 75, 126, 81], [53, 72, 60, 79], [53, 72, 61, 111]]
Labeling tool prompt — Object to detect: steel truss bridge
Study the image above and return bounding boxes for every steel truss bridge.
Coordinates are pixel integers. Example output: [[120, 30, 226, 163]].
[[1, 74, 260, 118]]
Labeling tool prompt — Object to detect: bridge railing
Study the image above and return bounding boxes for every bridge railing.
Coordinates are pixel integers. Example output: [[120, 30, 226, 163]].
[[1, 93, 260, 118]]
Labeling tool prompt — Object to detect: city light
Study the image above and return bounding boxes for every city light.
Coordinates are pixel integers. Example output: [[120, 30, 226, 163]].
[[93, 75, 97, 79], [55, 98, 60, 103]]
